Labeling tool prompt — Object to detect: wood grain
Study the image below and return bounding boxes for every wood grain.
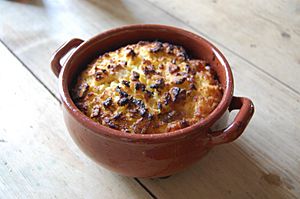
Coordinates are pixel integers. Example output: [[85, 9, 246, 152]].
[[0, 44, 151, 199], [0, 0, 300, 198], [146, 0, 300, 93]]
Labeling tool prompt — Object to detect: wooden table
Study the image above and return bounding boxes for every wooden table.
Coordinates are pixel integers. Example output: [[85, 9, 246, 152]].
[[0, 0, 299, 198]]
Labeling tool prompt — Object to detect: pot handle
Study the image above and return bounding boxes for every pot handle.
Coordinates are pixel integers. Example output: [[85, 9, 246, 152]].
[[51, 38, 84, 77], [208, 96, 254, 146]]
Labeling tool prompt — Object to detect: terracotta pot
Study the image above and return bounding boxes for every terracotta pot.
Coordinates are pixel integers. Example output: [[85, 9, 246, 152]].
[[51, 24, 254, 178]]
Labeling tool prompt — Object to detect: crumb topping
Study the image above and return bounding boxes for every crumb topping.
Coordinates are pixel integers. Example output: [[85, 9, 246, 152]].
[[72, 41, 222, 134]]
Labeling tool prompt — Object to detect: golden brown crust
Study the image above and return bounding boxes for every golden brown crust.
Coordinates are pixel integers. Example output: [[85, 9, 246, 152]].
[[72, 41, 222, 134]]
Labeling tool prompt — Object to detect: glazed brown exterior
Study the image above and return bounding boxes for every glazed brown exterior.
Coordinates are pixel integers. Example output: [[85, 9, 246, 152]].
[[51, 24, 254, 177]]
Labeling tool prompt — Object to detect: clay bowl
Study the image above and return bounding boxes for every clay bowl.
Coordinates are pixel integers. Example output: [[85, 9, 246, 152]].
[[51, 24, 254, 178]]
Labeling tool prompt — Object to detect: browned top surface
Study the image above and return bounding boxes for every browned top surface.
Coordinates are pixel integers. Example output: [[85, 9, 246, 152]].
[[72, 41, 222, 134]]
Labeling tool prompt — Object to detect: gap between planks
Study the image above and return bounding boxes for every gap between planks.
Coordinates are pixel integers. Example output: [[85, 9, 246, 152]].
[[135, 178, 158, 199]]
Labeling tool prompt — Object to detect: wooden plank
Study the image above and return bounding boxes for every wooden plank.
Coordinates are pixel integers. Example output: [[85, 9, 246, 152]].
[[0, 44, 152, 199], [0, 0, 300, 198], [146, 0, 300, 93]]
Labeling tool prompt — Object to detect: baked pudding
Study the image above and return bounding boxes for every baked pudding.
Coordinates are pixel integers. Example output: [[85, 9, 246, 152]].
[[72, 41, 222, 134]]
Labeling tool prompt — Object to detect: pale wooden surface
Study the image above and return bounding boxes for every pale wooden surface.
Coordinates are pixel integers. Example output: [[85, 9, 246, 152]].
[[0, 0, 299, 198], [0, 43, 151, 199], [147, 0, 300, 93]]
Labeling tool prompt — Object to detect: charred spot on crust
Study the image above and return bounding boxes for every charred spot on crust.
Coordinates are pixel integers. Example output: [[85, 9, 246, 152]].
[[189, 83, 197, 90], [118, 97, 129, 106], [103, 97, 113, 107], [178, 89, 187, 101], [175, 77, 186, 84], [131, 98, 145, 108], [131, 71, 140, 81], [107, 63, 125, 72], [157, 78, 165, 87], [150, 42, 163, 53], [190, 60, 206, 71], [157, 102, 162, 110], [160, 110, 177, 123], [134, 82, 140, 90], [116, 86, 128, 97], [77, 83, 89, 98], [166, 44, 174, 54], [163, 92, 171, 105], [170, 87, 180, 102], [177, 52, 188, 60], [168, 63, 180, 74], [176, 71, 188, 77], [126, 48, 137, 57], [180, 119, 189, 128], [122, 80, 130, 87], [101, 69, 107, 74], [135, 82, 146, 91], [143, 65, 156, 75], [138, 107, 147, 117], [130, 99, 149, 117], [170, 87, 186, 102], [95, 71, 103, 81], [187, 76, 195, 83], [144, 90, 153, 98], [91, 105, 100, 118], [185, 64, 191, 73], [104, 117, 118, 129], [112, 112, 122, 120], [150, 78, 165, 89], [168, 111, 177, 121], [133, 118, 151, 134], [150, 83, 158, 89], [76, 102, 88, 114], [158, 64, 164, 70], [141, 84, 146, 91], [115, 63, 124, 70], [147, 113, 154, 120], [87, 92, 94, 98], [188, 68, 197, 75]]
